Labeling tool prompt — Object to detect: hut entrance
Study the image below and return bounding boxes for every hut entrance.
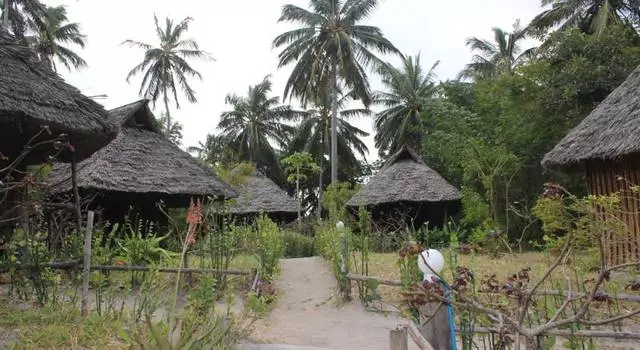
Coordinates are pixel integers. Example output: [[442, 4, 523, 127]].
[[364, 200, 460, 232]]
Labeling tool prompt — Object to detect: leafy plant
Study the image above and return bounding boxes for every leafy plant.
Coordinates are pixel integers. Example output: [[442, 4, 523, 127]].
[[281, 230, 315, 258], [116, 224, 174, 266], [252, 215, 285, 282]]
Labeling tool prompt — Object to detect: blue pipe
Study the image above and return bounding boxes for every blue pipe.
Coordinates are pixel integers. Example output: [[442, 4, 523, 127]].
[[440, 281, 458, 350]]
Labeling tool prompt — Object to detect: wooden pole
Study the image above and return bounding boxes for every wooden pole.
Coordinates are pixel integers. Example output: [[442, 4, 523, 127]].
[[418, 302, 453, 350], [390, 326, 409, 350], [80, 210, 94, 317], [71, 155, 82, 238]]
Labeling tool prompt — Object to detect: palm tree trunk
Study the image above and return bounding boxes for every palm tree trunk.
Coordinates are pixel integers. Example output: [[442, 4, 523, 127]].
[[3, 0, 10, 29], [163, 90, 171, 138], [317, 157, 323, 220], [296, 166, 301, 231], [330, 61, 339, 185]]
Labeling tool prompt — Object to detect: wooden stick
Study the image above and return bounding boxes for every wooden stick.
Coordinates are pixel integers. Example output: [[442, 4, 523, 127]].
[[80, 210, 94, 317], [90, 265, 251, 275], [345, 273, 640, 302], [464, 326, 640, 339], [346, 273, 403, 286]]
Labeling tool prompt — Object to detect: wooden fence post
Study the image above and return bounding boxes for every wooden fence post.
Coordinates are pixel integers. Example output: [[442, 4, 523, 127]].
[[80, 210, 94, 317], [418, 302, 453, 350], [390, 326, 409, 350]]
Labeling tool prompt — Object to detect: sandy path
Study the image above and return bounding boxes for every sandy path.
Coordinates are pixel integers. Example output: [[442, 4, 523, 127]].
[[243, 257, 421, 350]]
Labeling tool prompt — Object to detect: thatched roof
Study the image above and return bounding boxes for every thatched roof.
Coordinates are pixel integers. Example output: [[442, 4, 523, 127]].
[[226, 168, 298, 215], [47, 99, 236, 201], [542, 65, 640, 169], [347, 146, 461, 207], [0, 27, 116, 162]]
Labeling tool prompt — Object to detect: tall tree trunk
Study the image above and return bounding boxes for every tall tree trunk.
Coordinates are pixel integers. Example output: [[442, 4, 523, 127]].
[[330, 62, 338, 185], [163, 90, 171, 138], [296, 167, 302, 232], [317, 156, 323, 220], [3, 0, 10, 29]]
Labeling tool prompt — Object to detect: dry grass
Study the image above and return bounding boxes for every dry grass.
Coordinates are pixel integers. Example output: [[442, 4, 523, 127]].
[[352, 250, 631, 306]]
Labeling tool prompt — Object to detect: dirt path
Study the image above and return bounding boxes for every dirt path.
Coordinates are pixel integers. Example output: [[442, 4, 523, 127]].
[[242, 257, 422, 350]]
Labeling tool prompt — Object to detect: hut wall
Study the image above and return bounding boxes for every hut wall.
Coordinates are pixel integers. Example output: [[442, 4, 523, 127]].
[[586, 155, 640, 265]]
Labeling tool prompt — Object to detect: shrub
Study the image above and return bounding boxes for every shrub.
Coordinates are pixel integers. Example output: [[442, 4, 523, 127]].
[[254, 215, 285, 282], [281, 230, 315, 258]]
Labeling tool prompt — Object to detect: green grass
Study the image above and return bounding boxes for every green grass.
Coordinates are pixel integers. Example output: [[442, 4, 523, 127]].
[[0, 302, 128, 349]]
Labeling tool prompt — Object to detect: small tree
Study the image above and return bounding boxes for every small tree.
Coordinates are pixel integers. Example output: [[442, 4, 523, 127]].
[[282, 152, 320, 230]]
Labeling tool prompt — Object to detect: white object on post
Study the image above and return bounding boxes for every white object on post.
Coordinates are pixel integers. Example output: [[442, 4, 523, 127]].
[[336, 221, 344, 230], [417, 249, 445, 283]]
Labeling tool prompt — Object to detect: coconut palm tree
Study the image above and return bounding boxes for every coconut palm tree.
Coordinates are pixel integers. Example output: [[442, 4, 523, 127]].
[[273, 0, 400, 185], [374, 54, 440, 157], [458, 20, 535, 81], [289, 91, 369, 215], [31, 5, 87, 72], [0, 0, 46, 40], [123, 14, 213, 138], [187, 133, 238, 167], [528, 0, 640, 36], [156, 112, 183, 146], [217, 75, 302, 178]]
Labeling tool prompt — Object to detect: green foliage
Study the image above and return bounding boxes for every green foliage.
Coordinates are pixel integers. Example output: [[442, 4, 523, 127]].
[[459, 186, 491, 231], [353, 207, 379, 306], [4, 229, 56, 305], [315, 221, 352, 300], [252, 215, 285, 282], [282, 151, 321, 184], [281, 230, 315, 258], [397, 242, 424, 289], [246, 291, 275, 315], [187, 275, 217, 317], [132, 309, 236, 350], [197, 216, 242, 291], [321, 182, 358, 223], [116, 224, 174, 266], [532, 192, 625, 252], [215, 162, 254, 187], [0, 303, 128, 349]]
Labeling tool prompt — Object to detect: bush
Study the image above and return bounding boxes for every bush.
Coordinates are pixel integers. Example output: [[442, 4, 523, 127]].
[[254, 215, 285, 281], [281, 230, 315, 258]]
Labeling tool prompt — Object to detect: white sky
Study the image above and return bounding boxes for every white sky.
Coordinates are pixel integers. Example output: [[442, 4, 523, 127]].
[[44, 0, 543, 163]]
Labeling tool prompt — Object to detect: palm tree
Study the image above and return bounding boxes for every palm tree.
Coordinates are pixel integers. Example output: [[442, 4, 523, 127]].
[[528, 0, 640, 36], [458, 20, 535, 81], [31, 5, 87, 72], [123, 14, 213, 139], [187, 133, 237, 166], [156, 112, 183, 146], [289, 91, 369, 215], [273, 0, 400, 185], [374, 54, 439, 157], [1, 0, 46, 40], [217, 75, 301, 178]]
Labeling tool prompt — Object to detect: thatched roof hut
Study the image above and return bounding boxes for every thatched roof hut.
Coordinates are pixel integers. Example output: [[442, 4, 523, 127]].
[[225, 166, 298, 224], [47, 100, 236, 224], [0, 28, 116, 164], [542, 65, 640, 265], [347, 146, 461, 230]]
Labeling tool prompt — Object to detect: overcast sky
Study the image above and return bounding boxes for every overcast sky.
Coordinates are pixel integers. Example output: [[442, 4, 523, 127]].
[[44, 0, 543, 162]]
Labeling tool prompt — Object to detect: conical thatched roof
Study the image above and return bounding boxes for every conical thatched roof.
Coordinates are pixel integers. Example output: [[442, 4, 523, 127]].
[[0, 28, 116, 162], [542, 66, 640, 169], [347, 146, 460, 207], [47, 100, 236, 201], [226, 167, 298, 215]]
